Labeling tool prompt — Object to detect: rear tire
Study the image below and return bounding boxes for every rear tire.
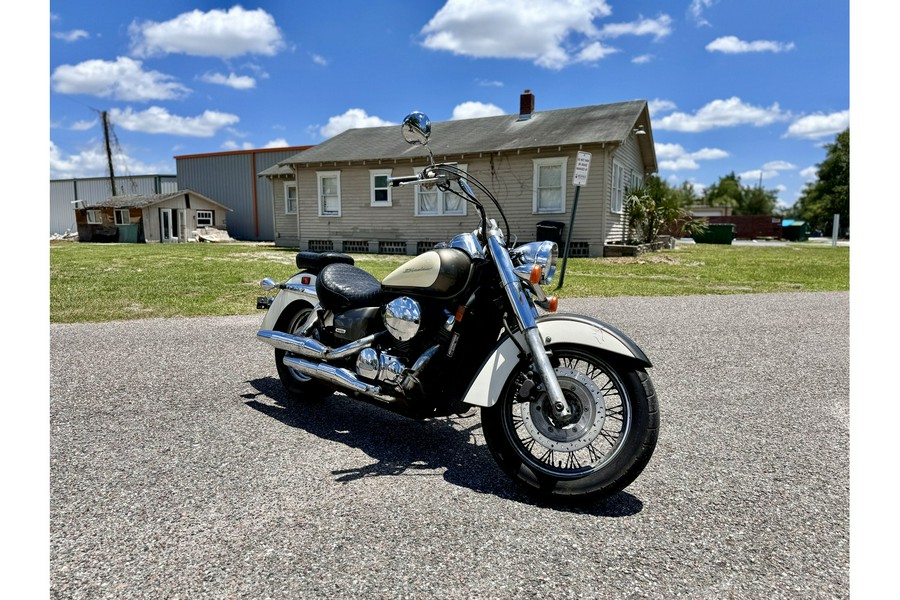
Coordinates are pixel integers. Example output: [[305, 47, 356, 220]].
[[481, 346, 658, 501], [274, 304, 333, 401]]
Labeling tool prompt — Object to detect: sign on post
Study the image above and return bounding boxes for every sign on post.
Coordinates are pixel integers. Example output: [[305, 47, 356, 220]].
[[557, 152, 592, 289]]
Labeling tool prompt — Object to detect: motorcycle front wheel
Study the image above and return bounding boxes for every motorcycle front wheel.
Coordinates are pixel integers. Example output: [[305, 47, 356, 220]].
[[481, 346, 658, 501]]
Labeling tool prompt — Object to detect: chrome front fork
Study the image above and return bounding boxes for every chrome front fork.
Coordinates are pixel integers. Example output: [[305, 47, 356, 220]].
[[486, 231, 572, 420]]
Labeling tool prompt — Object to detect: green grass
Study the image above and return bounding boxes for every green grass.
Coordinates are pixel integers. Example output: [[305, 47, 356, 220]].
[[49, 241, 849, 323]]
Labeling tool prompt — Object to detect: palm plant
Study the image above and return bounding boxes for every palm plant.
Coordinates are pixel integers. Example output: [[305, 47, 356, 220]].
[[624, 176, 708, 244]]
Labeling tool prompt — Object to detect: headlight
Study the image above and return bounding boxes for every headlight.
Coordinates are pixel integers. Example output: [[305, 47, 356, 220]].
[[512, 241, 558, 285]]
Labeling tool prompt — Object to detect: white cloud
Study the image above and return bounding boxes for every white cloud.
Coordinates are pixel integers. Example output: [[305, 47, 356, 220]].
[[689, 0, 717, 26], [451, 101, 506, 120], [762, 160, 797, 171], [420, 0, 614, 69], [311, 54, 328, 66], [222, 140, 254, 151], [319, 109, 396, 138], [130, 6, 284, 58], [263, 138, 290, 149], [50, 57, 190, 102], [800, 166, 818, 179], [784, 110, 849, 140], [70, 119, 97, 131], [575, 42, 619, 63], [632, 54, 654, 64], [52, 30, 89, 42], [200, 72, 256, 90], [739, 169, 779, 181], [656, 142, 728, 170], [648, 98, 676, 115], [49, 140, 171, 179], [109, 106, 240, 137], [706, 36, 795, 54], [655, 97, 789, 132], [599, 15, 672, 41], [477, 79, 504, 87]]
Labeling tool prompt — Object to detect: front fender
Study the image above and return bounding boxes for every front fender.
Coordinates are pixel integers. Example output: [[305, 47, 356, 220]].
[[460, 313, 652, 408]]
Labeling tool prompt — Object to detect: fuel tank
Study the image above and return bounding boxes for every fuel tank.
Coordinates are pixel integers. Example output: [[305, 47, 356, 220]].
[[382, 247, 473, 300]]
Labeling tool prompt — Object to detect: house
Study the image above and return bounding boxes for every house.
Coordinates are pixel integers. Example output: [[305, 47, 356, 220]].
[[261, 92, 657, 257], [74, 190, 232, 243]]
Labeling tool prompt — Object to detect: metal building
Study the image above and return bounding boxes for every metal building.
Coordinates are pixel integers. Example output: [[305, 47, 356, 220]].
[[175, 147, 311, 241], [50, 175, 177, 236]]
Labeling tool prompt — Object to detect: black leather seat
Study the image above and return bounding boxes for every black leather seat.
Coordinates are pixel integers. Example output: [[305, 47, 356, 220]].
[[315, 263, 384, 311], [295, 251, 354, 273]]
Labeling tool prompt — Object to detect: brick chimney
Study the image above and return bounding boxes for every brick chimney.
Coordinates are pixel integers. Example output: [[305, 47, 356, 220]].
[[519, 89, 535, 120]]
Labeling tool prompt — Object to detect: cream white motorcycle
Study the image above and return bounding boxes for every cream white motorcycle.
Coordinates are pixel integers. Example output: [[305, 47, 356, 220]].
[[256, 112, 658, 501]]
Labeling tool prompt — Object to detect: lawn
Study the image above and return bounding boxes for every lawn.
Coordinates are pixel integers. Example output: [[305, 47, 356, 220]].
[[49, 241, 849, 323]]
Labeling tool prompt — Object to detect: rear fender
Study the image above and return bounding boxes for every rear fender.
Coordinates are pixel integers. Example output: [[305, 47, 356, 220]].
[[259, 272, 319, 331], [461, 313, 652, 408]]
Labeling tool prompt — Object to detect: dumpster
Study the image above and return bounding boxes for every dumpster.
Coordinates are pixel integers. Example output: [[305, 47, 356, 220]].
[[536, 220, 565, 247], [692, 223, 735, 244], [117, 223, 140, 243], [781, 219, 810, 241]]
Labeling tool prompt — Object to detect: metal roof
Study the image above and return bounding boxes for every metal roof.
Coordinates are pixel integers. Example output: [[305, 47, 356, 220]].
[[261, 99, 655, 174], [90, 189, 232, 211]]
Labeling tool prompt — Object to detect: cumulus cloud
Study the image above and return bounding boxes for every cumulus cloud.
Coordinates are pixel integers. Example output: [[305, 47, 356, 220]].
[[451, 101, 506, 120], [648, 98, 677, 115], [50, 140, 170, 179], [784, 110, 849, 140], [71, 119, 97, 132], [311, 54, 328, 66], [800, 166, 818, 179], [319, 109, 396, 138], [689, 0, 717, 26], [50, 57, 190, 102], [52, 30, 89, 42], [263, 138, 290, 149], [420, 0, 617, 69], [706, 36, 795, 54], [200, 72, 256, 90], [762, 160, 797, 171], [739, 168, 779, 181], [655, 97, 789, 132], [632, 54, 654, 64], [655, 142, 729, 171], [109, 106, 240, 137], [130, 6, 285, 58], [599, 15, 672, 41]]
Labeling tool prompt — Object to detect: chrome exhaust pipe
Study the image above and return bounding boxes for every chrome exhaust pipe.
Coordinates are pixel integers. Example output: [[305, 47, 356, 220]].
[[257, 330, 380, 360], [281, 355, 399, 404]]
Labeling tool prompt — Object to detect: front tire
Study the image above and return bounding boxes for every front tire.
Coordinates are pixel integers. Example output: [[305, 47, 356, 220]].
[[481, 346, 658, 501], [274, 304, 332, 401]]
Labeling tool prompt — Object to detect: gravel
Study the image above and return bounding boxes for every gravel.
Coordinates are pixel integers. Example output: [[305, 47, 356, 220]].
[[50, 292, 849, 599]]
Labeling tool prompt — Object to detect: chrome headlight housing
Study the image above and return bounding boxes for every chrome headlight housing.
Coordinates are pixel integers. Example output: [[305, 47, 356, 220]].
[[513, 240, 558, 285]]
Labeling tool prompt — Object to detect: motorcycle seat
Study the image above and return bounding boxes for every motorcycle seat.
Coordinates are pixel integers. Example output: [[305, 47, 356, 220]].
[[315, 262, 384, 311], [295, 251, 355, 273]]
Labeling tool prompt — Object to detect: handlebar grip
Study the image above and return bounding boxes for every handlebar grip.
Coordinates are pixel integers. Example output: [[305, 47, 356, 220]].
[[387, 174, 421, 187]]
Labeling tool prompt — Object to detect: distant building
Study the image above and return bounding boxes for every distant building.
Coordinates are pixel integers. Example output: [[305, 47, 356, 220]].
[[50, 175, 177, 236], [175, 146, 312, 241]]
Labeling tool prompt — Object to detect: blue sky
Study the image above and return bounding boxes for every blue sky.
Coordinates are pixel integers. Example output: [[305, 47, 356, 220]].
[[49, 1, 849, 208]]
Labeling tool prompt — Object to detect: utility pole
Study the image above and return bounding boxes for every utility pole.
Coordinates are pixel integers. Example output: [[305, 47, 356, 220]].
[[102, 111, 117, 196]]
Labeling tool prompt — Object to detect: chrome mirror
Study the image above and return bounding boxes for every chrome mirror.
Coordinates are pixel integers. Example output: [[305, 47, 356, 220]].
[[401, 112, 431, 145]]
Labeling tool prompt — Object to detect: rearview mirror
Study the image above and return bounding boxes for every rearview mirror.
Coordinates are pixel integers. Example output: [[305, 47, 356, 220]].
[[401, 112, 431, 145]]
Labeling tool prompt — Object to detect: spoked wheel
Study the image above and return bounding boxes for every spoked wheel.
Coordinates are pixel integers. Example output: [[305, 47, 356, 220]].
[[274, 305, 332, 401], [481, 346, 658, 501]]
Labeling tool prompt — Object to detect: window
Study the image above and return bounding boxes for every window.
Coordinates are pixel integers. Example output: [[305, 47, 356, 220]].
[[284, 183, 298, 214], [533, 158, 568, 214], [611, 160, 625, 213], [631, 172, 643, 193], [86, 210, 102, 224], [114, 209, 130, 225], [414, 164, 467, 216], [370, 169, 392, 207], [196, 210, 213, 227], [317, 171, 341, 217]]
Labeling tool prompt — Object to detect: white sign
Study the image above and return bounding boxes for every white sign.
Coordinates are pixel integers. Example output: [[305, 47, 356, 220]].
[[572, 151, 592, 186]]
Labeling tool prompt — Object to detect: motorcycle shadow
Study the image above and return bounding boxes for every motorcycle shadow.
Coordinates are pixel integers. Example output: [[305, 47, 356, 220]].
[[242, 377, 643, 516]]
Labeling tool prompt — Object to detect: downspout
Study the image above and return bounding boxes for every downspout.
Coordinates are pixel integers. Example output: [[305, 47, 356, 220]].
[[294, 167, 301, 247], [251, 151, 259, 239]]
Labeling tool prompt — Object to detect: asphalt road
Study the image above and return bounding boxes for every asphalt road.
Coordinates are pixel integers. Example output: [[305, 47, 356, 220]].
[[50, 292, 849, 599]]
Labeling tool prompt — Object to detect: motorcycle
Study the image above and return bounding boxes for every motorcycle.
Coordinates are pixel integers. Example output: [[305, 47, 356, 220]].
[[256, 112, 658, 501]]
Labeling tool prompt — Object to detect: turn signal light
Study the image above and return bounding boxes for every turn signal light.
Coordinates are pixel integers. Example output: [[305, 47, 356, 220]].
[[530, 264, 543, 285], [547, 296, 559, 312]]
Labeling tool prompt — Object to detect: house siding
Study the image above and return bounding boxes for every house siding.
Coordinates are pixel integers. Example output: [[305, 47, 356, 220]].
[[273, 145, 617, 257], [606, 135, 646, 245]]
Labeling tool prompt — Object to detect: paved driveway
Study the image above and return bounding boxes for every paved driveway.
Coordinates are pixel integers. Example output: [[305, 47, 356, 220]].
[[50, 292, 849, 599]]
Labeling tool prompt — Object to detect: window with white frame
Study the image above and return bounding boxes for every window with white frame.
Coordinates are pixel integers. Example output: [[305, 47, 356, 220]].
[[284, 182, 298, 214], [413, 164, 467, 216], [611, 160, 625, 213], [370, 169, 392, 207], [86, 209, 102, 224], [196, 210, 213, 227], [631, 172, 643, 194], [532, 157, 568, 214], [317, 171, 341, 216], [114, 209, 130, 225]]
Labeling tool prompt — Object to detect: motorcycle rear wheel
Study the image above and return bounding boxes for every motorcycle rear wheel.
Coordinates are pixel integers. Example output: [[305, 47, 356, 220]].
[[481, 346, 658, 501], [274, 304, 333, 401]]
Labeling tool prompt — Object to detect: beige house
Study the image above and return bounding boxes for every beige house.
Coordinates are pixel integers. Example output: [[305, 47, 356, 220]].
[[75, 190, 231, 243], [261, 93, 657, 257]]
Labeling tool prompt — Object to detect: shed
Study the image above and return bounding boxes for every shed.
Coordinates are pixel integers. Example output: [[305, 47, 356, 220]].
[[74, 190, 232, 243], [261, 92, 657, 257]]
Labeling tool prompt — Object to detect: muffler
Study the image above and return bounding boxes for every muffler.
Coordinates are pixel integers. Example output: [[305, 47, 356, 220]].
[[257, 329, 380, 360], [281, 355, 400, 404]]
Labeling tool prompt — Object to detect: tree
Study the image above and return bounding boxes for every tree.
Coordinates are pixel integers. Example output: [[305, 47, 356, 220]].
[[790, 128, 850, 235], [702, 171, 778, 215], [625, 176, 707, 243]]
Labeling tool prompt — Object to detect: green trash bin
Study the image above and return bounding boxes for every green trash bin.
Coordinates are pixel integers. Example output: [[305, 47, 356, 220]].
[[117, 223, 140, 243], [693, 223, 735, 244]]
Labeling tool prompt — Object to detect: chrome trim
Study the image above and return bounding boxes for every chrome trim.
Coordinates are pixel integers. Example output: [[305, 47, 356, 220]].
[[282, 355, 399, 404], [257, 329, 381, 361], [449, 233, 485, 259], [384, 297, 422, 342]]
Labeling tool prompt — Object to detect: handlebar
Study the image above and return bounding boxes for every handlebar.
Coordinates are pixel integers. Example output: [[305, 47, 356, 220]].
[[386, 174, 422, 187]]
